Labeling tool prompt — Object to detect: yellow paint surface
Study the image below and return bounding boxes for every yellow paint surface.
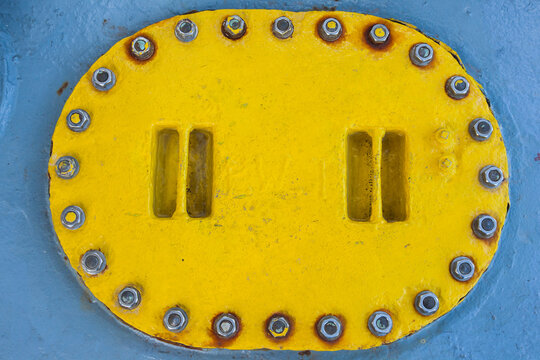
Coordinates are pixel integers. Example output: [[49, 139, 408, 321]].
[[49, 10, 509, 350]]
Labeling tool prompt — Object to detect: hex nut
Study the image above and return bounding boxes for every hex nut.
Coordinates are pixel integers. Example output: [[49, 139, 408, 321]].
[[368, 24, 390, 45], [213, 313, 239, 339], [267, 315, 290, 338], [316, 315, 343, 342], [163, 307, 189, 332], [318, 18, 343, 42], [61, 205, 85, 230], [479, 165, 504, 189], [450, 256, 475, 282], [80, 250, 106, 275], [55, 156, 79, 179], [175, 19, 198, 42], [368, 311, 393, 337], [272, 16, 294, 39], [414, 291, 439, 316], [66, 109, 91, 132], [445, 75, 469, 100], [118, 286, 141, 310], [472, 214, 497, 239], [409, 43, 434, 67], [469, 118, 493, 141], [92, 67, 116, 91], [130, 36, 155, 61], [222, 15, 246, 40]]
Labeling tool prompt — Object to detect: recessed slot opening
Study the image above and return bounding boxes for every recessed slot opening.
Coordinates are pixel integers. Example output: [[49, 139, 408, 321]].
[[347, 131, 373, 221], [153, 129, 179, 218], [381, 131, 407, 222], [186, 129, 213, 218]]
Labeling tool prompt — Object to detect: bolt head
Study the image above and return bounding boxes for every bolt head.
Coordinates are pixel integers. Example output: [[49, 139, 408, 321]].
[[414, 291, 439, 316], [318, 18, 343, 42], [222, 15, 246, 40], [66, 109, 90, 132], [130, 36, 154, 61], [469, 118, 493, 141], [316, 315, 343, 342], [118, 287, 141, 310], [368, 311, 393, 337], [175, 19, 198, 42], [409, 43, 434, 67], [369, 24, 390, 44], [445, 75, 470, 99], [213, 313, 239, 339], [81, 250, 106, 275], [163, 307, 189, 332], [267, 315, 290, 338], [61, 205, 85, 230], [55, 156, 79, 179], [472, 214, 497, 239], [479, 165, 504, 189], [272, 16, 294, 39], [450, 256, 475, 281], [92, 67, 116, 91]]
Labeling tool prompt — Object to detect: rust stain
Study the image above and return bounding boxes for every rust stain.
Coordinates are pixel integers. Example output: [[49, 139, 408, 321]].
[[208, 312, 242, 347], [56, 81, 68, 95], [264, 312, 294, 342], [124, 33, 157, 63], [363, 22, 394, 51], [313, 314, 346, 346]]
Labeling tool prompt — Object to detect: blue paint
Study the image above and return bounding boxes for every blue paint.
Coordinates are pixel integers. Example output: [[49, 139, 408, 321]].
[[0, 0, 539, 358]]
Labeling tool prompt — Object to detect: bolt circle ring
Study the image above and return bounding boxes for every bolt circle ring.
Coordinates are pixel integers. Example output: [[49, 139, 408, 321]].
[[368, 311, 393, 337], [118, 286, 141, 310], [60, 205, 85, 230], [66, 109, 91, 132], [316, 315, 343, 342], [445, 75, 470, 99], [55, 156, 79, 179], [409, 43, 434, 67], [175, 19, 198, 42], [267, 315, 291, 338], [80, 250, 106, 275], [450, 256, 476, 281], [163, 307, 189, 332], [130, 36, 155, 61], [213, 313, 240, 339], [92, 67, 116, 91], [414, 291, 440, 316]]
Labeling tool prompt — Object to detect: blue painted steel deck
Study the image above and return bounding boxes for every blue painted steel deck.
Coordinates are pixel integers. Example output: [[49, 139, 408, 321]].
[[0, 0, 539, 359]]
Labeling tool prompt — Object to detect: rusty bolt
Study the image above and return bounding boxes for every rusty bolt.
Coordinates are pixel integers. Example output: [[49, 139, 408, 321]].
[[92, 67, 116, 91], [445, 75, 469, 99], [272, 16, 294, 39], [55, 156, 79, 179], [175, 19, 198, 42], [414, 291, 439, 316], [409, 43, 434, 67], [318, 18, 343, 42], [368, 24, 390, 45], [472, 214, 497, 239], [267, 315, 290, 338], [213, 313, 239, 338], [316, 315, 342, 342], [479, 165, 504, 189], [368, 310, 392, 337], [222, 15, 246, 40], [469, 118, 493, 141], [130, 36, 154, 61], [66, 109, 90, 132], [118, 286, 141, 310], [163, 307, 189, 332], [81, 250, 106, 275], [450, 256, 475, 282], [61, 205, 85, 230]]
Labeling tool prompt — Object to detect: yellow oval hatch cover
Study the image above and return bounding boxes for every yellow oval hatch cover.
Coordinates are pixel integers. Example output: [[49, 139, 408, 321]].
[[49, 9, 509, 351]]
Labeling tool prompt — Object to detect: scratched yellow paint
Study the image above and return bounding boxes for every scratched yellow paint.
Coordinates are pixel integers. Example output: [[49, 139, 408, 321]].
[[48, 10, 509, 350]]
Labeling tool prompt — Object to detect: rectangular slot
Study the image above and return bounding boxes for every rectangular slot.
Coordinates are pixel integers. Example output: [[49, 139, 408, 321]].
[[381, 131, 407, 222], [347, 131, 373, 221], [186, 129, 213, 218], [153, 129, 179, 218]]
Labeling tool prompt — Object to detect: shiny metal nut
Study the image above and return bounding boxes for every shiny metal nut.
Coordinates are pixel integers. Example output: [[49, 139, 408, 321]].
[[222, 15, 246, 40], [368, 310, 393, 337], [163, 307, 189, 332], [130, 36, 154, 60], [175, 19, 198, 42], [66, 109, 90, 132], [55, 156, 79, 179], [80, 250, 106, 275], [469, 118, 493, 141], [272, 16, 294, 39], [92, 67, 116, 91], [318, 18, 342, 42], [445, 75, 469, 99], [472, 214, 497, 239], [118, 286, 141, 310], [316, 315, 343, 342], [409, 43, 434, 66], [479, 165, 504, 189], [450, 256, 475, 282], [414, 291, 439, 316], [369, 24, 390, 44], [61, 205, 85, 230], [213, 313, 239, 339], [267, 315, 290, 338]]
